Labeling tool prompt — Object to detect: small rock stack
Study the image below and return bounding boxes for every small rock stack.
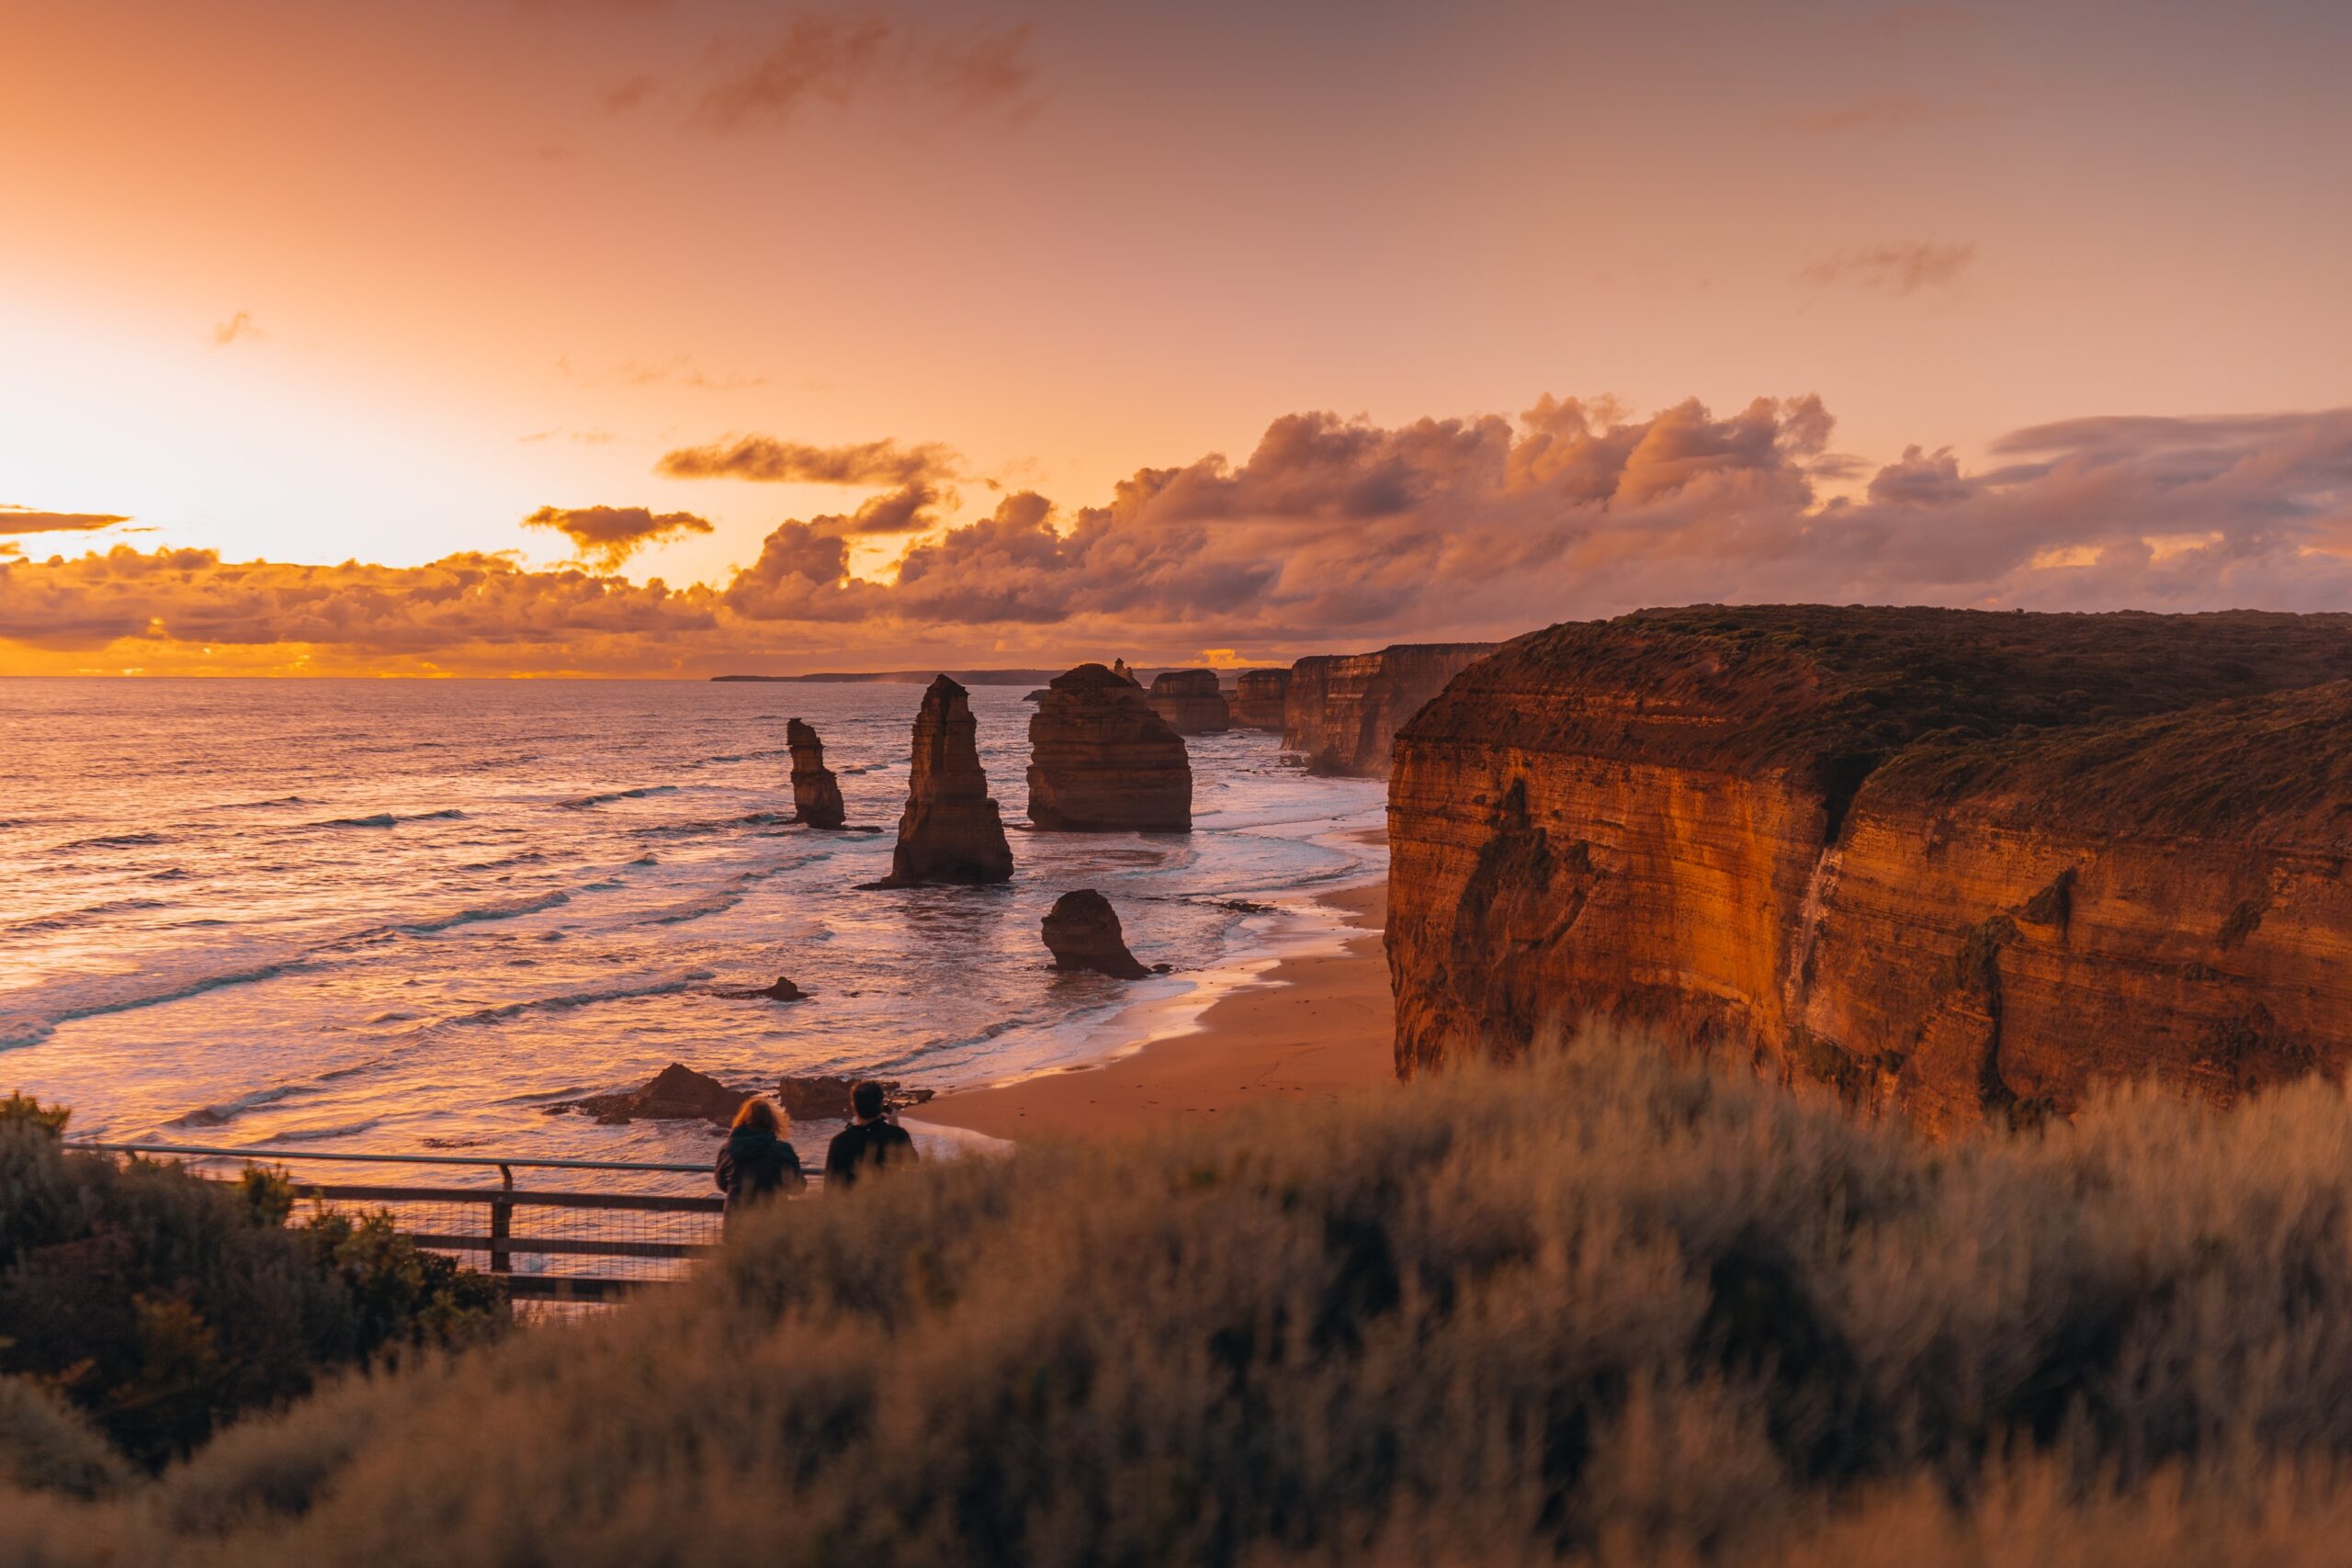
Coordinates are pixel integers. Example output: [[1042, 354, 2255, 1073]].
[[1148, 669, 1231, 735], [1231, 667, 1292, 731], [1027, 663, 1192, 832], [876, 676, 1014, 886], [786, 717, 846, 829], [1041, 889, 1150, 979]]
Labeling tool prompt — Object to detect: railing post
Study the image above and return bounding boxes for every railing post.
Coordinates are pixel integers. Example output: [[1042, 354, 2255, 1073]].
[[490, 1162, 514, 1276]]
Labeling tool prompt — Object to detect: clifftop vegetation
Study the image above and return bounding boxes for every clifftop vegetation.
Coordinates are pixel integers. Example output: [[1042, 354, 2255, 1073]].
[[17, 1042, 2352, 1562]]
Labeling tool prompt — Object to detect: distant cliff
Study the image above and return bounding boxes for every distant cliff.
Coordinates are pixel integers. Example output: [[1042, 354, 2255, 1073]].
[[1283, 643, 1498, 776], [1387, 606, 2352, 1134]]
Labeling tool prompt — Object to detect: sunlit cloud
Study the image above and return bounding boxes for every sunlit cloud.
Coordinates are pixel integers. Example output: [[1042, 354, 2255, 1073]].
[[1804, 242, 1976, 294], [10, 398, 2352, 674], [0, 504, 133, 535], [210, 310, 266, 347], [693, 10, 1040, 134], [522, 503, 715, 569], [655, 434, 964, 486]]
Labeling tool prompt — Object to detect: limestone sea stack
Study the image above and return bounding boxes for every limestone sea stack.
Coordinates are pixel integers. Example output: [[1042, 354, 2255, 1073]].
[[1041, 889, 1150, 979], [786, 717, 846, 829], [875, 675, 1014, 886], [1026, 663, 1192, 832], [1385, 604, 2352, 1135], [1283, 642, 1498, 776], [1148, 669, 1231, 735], [1231, 668, 1292, 731]]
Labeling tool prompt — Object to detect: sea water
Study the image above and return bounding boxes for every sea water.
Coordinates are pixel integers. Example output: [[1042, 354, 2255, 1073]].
[[0, 679, 1384, 1176]]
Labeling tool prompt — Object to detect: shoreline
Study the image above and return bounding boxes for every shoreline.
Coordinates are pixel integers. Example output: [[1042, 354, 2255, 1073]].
[[915, 876, 1395, 1143]]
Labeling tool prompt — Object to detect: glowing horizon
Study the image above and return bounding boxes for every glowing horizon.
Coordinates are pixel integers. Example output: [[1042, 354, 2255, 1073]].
[[4, 0, 2349, 675]]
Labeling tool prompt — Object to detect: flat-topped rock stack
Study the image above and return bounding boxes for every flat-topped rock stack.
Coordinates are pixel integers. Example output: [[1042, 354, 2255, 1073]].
[[874, 675, 1013, 887], [1026, 663, 1192, 832], [1231, 668, 1291, 731], [1386, 605, 2352, 1135], [786, 717, 845, 829], [1148, 669, 1230, 735]]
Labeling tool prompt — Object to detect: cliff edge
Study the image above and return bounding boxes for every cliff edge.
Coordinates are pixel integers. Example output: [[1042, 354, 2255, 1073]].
[[1387, 605, 2352, 1133]]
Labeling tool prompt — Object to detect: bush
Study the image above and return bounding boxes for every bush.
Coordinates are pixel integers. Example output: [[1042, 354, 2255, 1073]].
[[28, 1040, 2352, 1562], [0, 1100, 503, 1472]]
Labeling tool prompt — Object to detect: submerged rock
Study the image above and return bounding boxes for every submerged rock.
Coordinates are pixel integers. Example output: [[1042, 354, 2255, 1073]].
[[775, 1074, 934, 1122], [718, 975, 809, 1002], [1042, 888, 1151, 980], [559, 1063, 750, 1126], [1027, 662, 1192, 832], [1147, 669, 1231, 735], [786, 718, 846, 829], [872, 676, 1014, 886]]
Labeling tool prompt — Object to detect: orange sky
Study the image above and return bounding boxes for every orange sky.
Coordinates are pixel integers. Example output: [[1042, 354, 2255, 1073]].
[[3, 0, 2349, 674]]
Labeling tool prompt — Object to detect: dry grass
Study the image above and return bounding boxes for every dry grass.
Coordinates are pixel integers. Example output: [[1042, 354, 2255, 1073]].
[[16, 1033, 2352, 1563]]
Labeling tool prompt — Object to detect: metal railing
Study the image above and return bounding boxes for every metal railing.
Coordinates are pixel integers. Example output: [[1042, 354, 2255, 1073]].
[[64, 1141, 822, 1305]]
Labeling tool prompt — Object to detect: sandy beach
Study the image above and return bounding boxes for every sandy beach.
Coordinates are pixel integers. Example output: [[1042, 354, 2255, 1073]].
[[916, 880, 1396, 1142]]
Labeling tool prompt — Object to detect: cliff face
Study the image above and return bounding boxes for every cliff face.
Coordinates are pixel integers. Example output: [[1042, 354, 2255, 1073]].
[[1148, 669, 1231, 735], [1231, 668, 1292, 731], [876, 675, 1014, 886], [1388, 606, 2352, 1133], [1284, 643, 1498, 776], [1026, 663, 1192, 832], [786, 717, 845, 829]]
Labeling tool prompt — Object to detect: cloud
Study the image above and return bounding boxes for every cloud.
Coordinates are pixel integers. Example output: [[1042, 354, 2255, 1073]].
[[211, 310, 265, 347], [9, 398, 2352, 673], [557, 355, 770, 390], [522, 504, 715, 569], [0, 505, 132, 535], [1770, 94, 1981, 133], [602, 73, 658, 111], [655, 434, 963, 486], [1804, 242, 1975, 295], [694, 11, 1039, 134]]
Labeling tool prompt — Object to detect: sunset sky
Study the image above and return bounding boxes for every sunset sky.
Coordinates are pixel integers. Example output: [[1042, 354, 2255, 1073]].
[[3, 0, 2348, 674]]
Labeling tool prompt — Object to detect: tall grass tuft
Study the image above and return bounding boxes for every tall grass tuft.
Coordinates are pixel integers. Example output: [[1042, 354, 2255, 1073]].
[[21, 1034, 2352, 1562]]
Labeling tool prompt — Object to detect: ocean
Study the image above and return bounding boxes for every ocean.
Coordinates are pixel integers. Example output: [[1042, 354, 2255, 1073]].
[[0, 679, 1385, 1175]]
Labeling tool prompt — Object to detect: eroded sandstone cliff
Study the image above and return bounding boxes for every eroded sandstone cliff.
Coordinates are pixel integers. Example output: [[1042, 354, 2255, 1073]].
[[1284, 643, 1498, 776], [1027, 663, 1191, 832], [1388, 606, 2352, 1132], [1232, 668, 1292, 731], [1148, 669, 1231, 735]]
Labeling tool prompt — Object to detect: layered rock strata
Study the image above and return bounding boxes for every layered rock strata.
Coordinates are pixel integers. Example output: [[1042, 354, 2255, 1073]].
[[1148, 669, 1231, 735], [1041, 889, 1151, 979], [875, 675, 1014, 886], [1284, 643, 1498, 776], [1026, 663, 1192, 831], [1232, 668, 1292, 731], [786, 717, 846, 829], [1387, 606, 2352, 1134]]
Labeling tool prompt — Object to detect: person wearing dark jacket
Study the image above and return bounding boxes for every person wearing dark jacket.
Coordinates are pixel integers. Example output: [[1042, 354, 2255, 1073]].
[[824, 1080, 917, 1190], [714, 1098, 805, 1228]]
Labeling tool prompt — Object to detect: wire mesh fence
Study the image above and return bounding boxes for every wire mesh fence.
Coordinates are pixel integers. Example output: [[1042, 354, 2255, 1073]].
[[62, 1142, 817, 1314]]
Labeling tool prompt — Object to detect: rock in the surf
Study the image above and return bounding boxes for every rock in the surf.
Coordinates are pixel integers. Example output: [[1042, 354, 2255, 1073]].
[[1041, 888, 1151, 980], [560, 1063, 751, 1126], [718, 975, 809, 1002], [786, 717, 846, 829], [775, 1074, 934, 1122], [1026, 662, 1192, 832], [1148, 669, 1231, 735], [873, 676, 1014, 886]]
